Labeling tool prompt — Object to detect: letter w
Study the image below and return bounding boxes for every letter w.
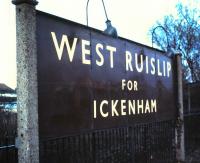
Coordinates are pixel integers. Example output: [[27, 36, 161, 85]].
[[51, 32, 78, 61]]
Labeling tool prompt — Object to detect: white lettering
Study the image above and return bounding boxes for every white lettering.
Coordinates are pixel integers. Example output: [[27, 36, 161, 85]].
[[125, 51, 133, 71], [121, 79, 126, 90], [157, 59, 162, 76], [137, 100, 144, 114], [51, 32, 78, 61], [128, 100, 135, 115], [145, 100, 150, 113], [96, 43, 104, 66], [93, 100, 97, 118], [163, 61, 166, 76], [82, 39, 91, 65], [121, 100, 126, 115], [167, 62, 171, 77], [111, 100, 119, 116], [151, 100, 157, 112], [135, 53, 144, 73], [100, 100, 109, 117], [121, 79, 138, 91], [106, 46, 116, 68], [93, 99, 157, 118], [150, 58, 155, 75], [127, 80, 133, 91], [146, 56, 149, 74]]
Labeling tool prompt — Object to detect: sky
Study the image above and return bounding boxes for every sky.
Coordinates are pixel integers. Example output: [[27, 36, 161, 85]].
[[0, 0, 196, 89]]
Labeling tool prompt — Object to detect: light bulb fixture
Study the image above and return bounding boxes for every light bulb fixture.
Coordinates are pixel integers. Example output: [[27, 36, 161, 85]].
[[86, 0, 118, 38], [104, 19, 118, 38], [101, 0, 118, 38]]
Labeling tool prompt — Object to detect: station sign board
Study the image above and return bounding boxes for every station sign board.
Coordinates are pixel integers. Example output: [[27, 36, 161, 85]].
[[36, 11, 176, 138]]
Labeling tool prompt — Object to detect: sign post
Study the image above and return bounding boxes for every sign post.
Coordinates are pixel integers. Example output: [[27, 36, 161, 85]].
[[12, 0, 39, 162], [175, 53, 185, 162]]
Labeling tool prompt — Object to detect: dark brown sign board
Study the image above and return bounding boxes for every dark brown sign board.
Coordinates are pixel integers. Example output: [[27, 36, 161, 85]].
[[36, 11, 176, 138]]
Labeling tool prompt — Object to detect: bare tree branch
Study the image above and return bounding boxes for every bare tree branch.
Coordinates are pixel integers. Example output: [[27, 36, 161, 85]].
[[150, 2, 200, 82]]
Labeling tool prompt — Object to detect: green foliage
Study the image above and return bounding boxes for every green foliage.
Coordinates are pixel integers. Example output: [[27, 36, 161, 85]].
[[150, 3, 200, 82]]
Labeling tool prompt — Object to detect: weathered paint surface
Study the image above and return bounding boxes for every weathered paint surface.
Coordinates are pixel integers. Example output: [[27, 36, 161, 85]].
[[36, 11, 176, 138]]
